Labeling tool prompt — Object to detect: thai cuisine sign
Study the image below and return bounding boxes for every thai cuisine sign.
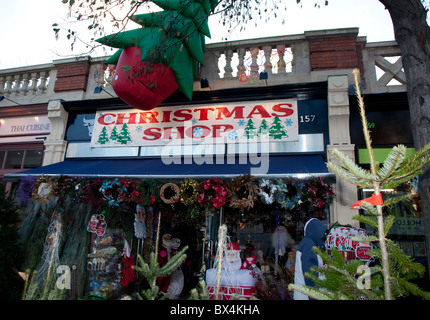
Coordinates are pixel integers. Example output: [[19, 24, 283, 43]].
[[90, 99, 298, 147]]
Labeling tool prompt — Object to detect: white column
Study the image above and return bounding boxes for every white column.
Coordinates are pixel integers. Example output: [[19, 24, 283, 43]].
[[43, 99, 68, 166], [327, 74, 359, 227]]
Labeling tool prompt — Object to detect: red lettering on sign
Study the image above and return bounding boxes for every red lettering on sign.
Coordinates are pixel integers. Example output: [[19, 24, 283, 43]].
[[246, 105, 271, 118], [271, 103, 294, 117], [212, 124, 234, 138], [161, 110, 172, 123], [216, 106, 245, 120], [185, 125, 211, 139], [142, 127, 162, 140], [173, 109, 193, 122], [162, 127, 185, 140], [98, 113, 116, 125], [138, 112, 159, 124], [193, 108, 214, 121], [116, 112, 137, 125]]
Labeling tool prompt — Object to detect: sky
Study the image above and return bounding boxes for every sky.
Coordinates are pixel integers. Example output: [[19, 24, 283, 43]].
[[0, 0, 396, 69]]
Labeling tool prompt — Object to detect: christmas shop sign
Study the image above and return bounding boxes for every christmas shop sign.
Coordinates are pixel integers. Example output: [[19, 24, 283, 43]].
[[90, 99, 298, 148]]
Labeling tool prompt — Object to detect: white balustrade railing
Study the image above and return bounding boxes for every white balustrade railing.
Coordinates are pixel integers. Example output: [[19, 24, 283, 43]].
[[0, 66, 51, 98], [0, 32, 406, 107]]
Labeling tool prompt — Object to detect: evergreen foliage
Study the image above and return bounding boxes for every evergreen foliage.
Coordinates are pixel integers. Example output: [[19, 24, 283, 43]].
[[0, 184, 24, 300], [133, 214, 188, 300], [289, 69, 430, 300]]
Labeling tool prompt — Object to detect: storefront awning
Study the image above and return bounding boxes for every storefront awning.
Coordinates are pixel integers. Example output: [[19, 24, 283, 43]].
[[4, 155, 335, 181]]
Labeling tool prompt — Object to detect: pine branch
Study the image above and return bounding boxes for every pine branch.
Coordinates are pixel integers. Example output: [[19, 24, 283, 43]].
[[327, 148, 375, 186]]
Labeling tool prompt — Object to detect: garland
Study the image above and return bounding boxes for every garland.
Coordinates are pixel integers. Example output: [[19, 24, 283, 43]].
[[19, 175, 335, 214], [160, 182, 180, 204], [227, 174, 258, 211]]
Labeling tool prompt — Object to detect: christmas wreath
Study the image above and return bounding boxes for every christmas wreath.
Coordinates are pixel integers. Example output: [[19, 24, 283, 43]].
[[197, 178, 228, 209], [132, 179, 161, 205], [227, 174, 258, 211], [32, 176, 56, 203], [258, 179, 277, 204], [179, 178, 199, 206], [160, 182, 180, 204], [99, 179, 125, 207]]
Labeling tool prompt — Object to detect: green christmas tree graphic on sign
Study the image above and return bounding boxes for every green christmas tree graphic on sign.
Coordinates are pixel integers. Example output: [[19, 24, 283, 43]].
[[117, 123, 132, 145], [243, 119, 259, 139], [97, 126, 110, 145], [110, 126, 119, 142], [269, 116, 288, 139], [259, 119, 269, 135]]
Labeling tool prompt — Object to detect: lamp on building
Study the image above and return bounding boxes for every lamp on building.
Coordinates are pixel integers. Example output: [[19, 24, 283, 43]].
[[200, 77, 210, 89], [0, 95, 20, 105], [94, 86, 115, 97], [259, 71, 268, 85]]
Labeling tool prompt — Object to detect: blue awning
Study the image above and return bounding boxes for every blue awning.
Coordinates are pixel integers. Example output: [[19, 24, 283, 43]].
[[4, 155, 335, 181]]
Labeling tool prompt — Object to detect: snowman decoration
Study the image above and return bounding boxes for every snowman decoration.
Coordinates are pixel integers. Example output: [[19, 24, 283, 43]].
[[166, 238, 184, 299]]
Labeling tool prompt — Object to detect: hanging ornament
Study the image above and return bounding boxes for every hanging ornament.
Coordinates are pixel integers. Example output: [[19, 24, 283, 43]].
[[87, 212, 107, 236]]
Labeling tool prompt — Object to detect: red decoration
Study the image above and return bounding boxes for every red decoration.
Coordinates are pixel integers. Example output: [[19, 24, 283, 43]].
[[112, 47, 179, 110], [351, 193, 383, 209], [120, 255, 136, 288]]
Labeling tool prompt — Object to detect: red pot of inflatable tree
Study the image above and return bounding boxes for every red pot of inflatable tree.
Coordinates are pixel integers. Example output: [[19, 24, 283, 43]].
[[112, 46, 179, 110]]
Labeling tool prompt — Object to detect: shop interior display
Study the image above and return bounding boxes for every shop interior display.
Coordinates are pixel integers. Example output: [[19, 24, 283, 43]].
[[14, 173, 335, 300]]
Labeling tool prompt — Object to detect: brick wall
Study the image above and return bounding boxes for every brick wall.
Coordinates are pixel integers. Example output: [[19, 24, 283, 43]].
[[54, 60, 91, 92], [309, 35, 363, 71]]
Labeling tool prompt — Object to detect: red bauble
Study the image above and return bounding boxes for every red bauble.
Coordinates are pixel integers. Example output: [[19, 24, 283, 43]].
[[112, 46, 179, 110]]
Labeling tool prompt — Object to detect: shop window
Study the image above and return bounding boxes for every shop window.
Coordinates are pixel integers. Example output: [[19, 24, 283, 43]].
[[23, 150, 43, 168], [4, 150, 25, 169], [0, 150, 5, 167], [0, 148, 44, 170]]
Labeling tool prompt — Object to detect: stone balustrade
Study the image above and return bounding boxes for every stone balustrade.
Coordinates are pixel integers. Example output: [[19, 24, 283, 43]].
[[0, 28, 406, 107]]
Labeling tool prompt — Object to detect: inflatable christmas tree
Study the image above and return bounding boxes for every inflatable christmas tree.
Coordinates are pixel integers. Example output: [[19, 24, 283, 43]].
[[96, 0, 218, 110]]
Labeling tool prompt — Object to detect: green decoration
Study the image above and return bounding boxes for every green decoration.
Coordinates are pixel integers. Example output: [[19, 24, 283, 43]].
[[269, 116, 288, 140], [96, 0, 218, 103], [117, 123, 132, 145], [110, 126, 119, 142], [243, 119, 259, 139], [258, 119, 269, 135], [97, 126, 110, 145]]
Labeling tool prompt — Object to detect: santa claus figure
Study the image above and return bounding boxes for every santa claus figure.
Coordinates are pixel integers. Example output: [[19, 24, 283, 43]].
[[206, 242, 260, 299]]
